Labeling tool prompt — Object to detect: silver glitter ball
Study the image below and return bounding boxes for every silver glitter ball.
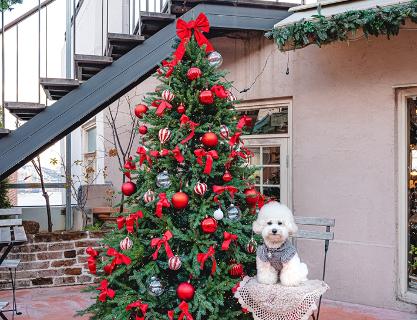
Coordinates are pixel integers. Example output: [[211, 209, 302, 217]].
[[207, 51, 223, 68], [147, 276, 165, 296], [156, 170, 171, 189], [227, 204, 241, 221]]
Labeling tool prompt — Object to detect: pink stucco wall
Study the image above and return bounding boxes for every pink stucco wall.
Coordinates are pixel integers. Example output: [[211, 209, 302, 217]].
[[104, 30, 417, 312]]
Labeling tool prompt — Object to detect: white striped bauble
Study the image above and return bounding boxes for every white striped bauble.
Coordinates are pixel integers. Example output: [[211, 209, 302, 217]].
[[219, 125, 230, 139], [168, 255, 182, 270], [120, 236, 133, 251], [194, 182, 207, 196], [227, 91, 237, 102], [158, 128, 172, 144], [162, 89, 175, 102], [143, 190, 155, 203]]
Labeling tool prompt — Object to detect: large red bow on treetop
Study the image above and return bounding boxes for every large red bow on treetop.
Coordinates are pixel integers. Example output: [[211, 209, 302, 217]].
[[173, 13, 214, 62], [194, 149, 218, 175], [103, 248, 131, 275], [221, 231, 238, 251], [97, 279, 115, 302], [136, 146, 152, 167], [160, 146, 185, 163], [152, 99, 173, 117], [150, 230, 174, 260], [86, 247, 98, 275], [178, 301, 194, 320], [117, 210, 143, 233], [212, 185, 238, 203], [126, 300, 148, 320], [155, 193, 170, 218], [197, 245, 217, 275], [180, 115, 199, 145]]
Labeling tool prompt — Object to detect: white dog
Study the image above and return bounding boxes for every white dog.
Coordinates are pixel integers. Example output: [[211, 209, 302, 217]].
[[253, 201, 308, 286]]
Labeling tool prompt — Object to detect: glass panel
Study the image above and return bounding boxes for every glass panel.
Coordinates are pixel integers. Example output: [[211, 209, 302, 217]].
[[263, 186, 280, 202], [263, 147, 280, 165], [248, 147, 261, 166], [264, 167, 280, 185], [238, 106, 288, 135], [87, 127, 97, 153], [16, 188, 64, 206]]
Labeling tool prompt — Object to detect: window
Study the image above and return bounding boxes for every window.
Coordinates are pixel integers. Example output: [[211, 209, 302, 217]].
[[86, 127, 97, 153]]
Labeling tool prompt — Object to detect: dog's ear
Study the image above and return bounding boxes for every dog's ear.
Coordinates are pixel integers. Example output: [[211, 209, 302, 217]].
[[287, 219, 298, 235], [252, 220, 263, 234]]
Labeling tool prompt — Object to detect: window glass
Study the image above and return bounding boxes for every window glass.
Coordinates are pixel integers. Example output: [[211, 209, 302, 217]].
[[238, 106, 288, 134], [86, 127, 97, 153]]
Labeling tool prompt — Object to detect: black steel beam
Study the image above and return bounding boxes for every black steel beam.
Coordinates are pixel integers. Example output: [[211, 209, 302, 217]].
[[0, 3, 291, 180]]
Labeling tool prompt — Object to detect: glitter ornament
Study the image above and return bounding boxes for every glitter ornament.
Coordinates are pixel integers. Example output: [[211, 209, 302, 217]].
[[227, 204, 241, 221], [220, 125, 230, 139], [194, 182, 207, 196], [119, 236, 133, 251], [201, 132, 218, 147], [156, 171, 171, 189], [213, 208, 224, 220], [187, 67, 202, 80], [168, 256, 182, 270], [121, 181, 136, 196], [201, 216, 218, 233], [134, 104, 148, 118], [143, 190, 155, 203], [244, 188, 259, 206], [177, 282, 195, 301], [147, 276, 165, 296], [207, 51, 223, 68], [199, 90, 214, 105], [158, 128, 172, 144], [162, 89, 175, 102]]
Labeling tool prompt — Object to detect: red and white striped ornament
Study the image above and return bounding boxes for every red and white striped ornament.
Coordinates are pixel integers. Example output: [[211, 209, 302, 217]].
[[158, 128, 172, 144], [246, 239, 257, 254], [143, 190, 155, 203], [220, 125, 230, 139], [168, 255, 182, 270], [194, 182, 207, 196], [162, 89, 175, 102], [120, 236, 133, 251], [227, 91, 237, 102], [229, 263, 244, 277]]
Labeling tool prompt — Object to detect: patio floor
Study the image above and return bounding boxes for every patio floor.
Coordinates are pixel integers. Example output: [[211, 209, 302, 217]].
[[0, 285, 415, 320]]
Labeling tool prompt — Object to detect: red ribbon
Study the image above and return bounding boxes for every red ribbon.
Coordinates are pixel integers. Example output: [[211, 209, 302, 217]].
[[180, 115, 199, 145], [126, 300, 148, 320], [197, 245, 217, 275], [168, 310, 175, 320], [194, 149, 218, 175], [174, 13, 214, 62], [136, 146, 152, 167], [231, 282, 240, 293], [97, 279, 115, 302], [103, 248, 131, 274], [221, 231, 238, 251], [211, 85, 228, 99], [212, 185, 238, 203], [86, 247, 98, 275], [229, 131, 241, 146], [123, 156, 135, 179], [152, 99, 173, 117], [159, 146, 184, 163], [158, 59, 178, 78], [237, 115, 252, 130], [117, 210, 143, 233], [150, 230, 174, 260], [178, 301, 194, 320], [155, 193, 170, 218]]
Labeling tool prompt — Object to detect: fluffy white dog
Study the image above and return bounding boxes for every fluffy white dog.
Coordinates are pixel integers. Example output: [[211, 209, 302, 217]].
[[253, 201, 308, 286]]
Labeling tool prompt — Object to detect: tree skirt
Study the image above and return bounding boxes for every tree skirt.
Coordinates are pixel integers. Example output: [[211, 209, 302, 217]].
[[235, 277, 329, 320]]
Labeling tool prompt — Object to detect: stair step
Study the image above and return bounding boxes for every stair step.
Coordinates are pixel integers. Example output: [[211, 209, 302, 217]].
[[74, 54, 113, 81], [135, 12, 176, 37], [0, 128, 10, 139], [40, 78, 80, 101], [5, 102, 46, 121], [106, 33, 145, 60]]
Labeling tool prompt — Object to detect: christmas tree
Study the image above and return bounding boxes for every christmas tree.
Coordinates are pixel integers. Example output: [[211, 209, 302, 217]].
[[81, 13, 264, 320]]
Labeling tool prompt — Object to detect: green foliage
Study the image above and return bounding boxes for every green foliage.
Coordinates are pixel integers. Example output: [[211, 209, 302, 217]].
[[0, 179, 11, 208], [0, 0, 22, 11], [79, 38, 258, 319], [266, 1, 417, 50], [410, 244, 417, 275]]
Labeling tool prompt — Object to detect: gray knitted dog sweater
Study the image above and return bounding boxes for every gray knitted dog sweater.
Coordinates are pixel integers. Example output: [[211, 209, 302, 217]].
[[257, 240, 297, 273]]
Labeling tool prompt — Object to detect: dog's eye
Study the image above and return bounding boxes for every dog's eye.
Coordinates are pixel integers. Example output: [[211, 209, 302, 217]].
[[267, 221, 272, 225], [278, 222, 283, 225]]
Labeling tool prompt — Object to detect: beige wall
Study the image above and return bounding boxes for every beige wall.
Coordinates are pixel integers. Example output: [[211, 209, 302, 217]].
[[103, 31, 417, 312]]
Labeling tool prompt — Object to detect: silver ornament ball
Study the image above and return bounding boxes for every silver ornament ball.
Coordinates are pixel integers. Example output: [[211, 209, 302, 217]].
[[147, 276, 165, 296], [207, 51, 223, 68], [227, 204, 241, 221], [213, 208, 224, 220], [156, 170, 171, 189]]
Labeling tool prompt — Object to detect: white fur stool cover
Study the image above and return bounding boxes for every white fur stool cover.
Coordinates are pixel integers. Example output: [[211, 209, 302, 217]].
[[235, 276, 329, 320]]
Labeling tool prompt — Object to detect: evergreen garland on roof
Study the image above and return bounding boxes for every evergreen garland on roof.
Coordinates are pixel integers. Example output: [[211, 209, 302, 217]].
[[266, 0, 417, 51]]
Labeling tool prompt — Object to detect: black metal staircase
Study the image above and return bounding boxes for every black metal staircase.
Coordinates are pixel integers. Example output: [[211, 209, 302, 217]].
[[0, 1, 293, 180]]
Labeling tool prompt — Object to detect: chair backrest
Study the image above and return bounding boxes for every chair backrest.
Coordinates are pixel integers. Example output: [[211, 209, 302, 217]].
[[293, 216, 335, 241], [0, 208, 22, 219]]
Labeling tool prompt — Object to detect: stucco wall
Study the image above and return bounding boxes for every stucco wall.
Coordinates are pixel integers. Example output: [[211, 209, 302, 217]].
[[103, 31, 417, 312]]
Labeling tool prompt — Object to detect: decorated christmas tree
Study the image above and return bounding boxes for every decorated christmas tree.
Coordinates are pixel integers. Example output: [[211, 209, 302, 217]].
[[81, 13, 265, 320]]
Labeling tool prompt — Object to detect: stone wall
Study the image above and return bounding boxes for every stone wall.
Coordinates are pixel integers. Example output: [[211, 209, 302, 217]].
[[0, 231, 104, 289]]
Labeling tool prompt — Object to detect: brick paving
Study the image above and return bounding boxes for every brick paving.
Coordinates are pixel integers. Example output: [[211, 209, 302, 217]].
[[0, 285, 415, 319]]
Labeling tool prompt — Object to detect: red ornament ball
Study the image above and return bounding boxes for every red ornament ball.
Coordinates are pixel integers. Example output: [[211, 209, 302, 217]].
[[229, 263, 244, 277], [222, 171, 233, 182], [187, 67, 202, 80], [201, 217, 218, 234], [134, 104, 148, 118], [177, 282, 195, 301], [171, 192, 189, 209], [201, 132, 218, 148], [177, 103, 186, 114], [199, 90, 214, 105], [244, 188, 259, 206], [121, 181, 136, 196], [138, 125, 148, 135]]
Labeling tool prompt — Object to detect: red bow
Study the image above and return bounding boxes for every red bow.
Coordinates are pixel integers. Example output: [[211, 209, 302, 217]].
[[180, 115, 199, 145], [155, 193, 170, 218], [150, 230, 174, 260], [221, 231, 238, 251], [211, 85, 228, 99], [228, 150, 249, 161], [126, 300, 148, 320], [231, 282, 240, 293], [197, 245, 217, 275], [136, 146, 152, 167], [237, 115, 252, 130], [86, 247, 98, 275], [229, 131, 241, 146], [117, 210, 143, 233], [158, 59, 178, 78], [178, 301, 194, 320], [212, 185, 238, 203], [123, 156, 136, 179], [103, 248, 131, 274], [174, 13, 213, 62], [160, 146, 184, 163], [97, 279, 115, 302], [168, 310, 175, 320], [152, 99, 173, 117], [194, 149, 218, 175]]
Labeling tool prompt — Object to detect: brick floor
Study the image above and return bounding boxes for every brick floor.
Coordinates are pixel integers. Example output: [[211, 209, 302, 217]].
[[0, 285, 415, 319]]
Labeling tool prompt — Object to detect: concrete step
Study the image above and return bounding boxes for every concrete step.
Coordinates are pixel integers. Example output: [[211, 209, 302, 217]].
[[106, 33, 145, 60], [4, 102, 46, 121], [0, 128, 10, 139], [40, 78, 80, 100], [74, 54, 113, 81], [135, 12, 176, 38]]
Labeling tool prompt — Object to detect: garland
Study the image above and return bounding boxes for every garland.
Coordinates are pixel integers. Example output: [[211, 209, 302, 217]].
[[266, 0, 417, 51]]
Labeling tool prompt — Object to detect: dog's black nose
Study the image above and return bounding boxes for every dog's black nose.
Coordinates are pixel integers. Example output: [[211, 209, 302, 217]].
[[272, 229, 277, 234]]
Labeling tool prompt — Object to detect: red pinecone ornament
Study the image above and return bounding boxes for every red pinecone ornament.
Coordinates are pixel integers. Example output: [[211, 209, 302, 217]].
[[121, 181, 136, 196], [229, 263, 244, 277], [177, 282, 195, 301], [201, 217, 218, 233], [199, 90, 214, 105], [187, 67, 202, 80], [134, 104, 148, 118], [171, 192, 189, 209]]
